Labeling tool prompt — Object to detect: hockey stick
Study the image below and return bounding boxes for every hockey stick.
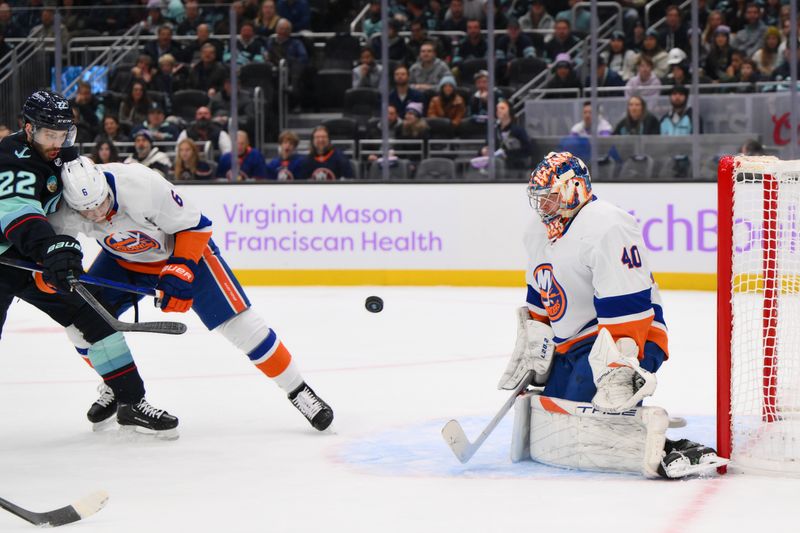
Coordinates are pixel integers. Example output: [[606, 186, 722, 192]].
[[0, 490, 108, 527], [441, 370, 534, 464], [0, 256, 158, 297], [68, 278, 186, 335]]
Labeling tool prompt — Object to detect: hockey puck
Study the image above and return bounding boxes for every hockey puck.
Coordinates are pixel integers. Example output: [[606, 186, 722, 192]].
[[365, 296, 384, 313]]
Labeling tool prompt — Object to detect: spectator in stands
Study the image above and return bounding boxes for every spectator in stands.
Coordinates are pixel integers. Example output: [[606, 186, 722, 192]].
[[407, 20, 449, 64], [584, 53, 625, 97], [659, 85, 696, 135], [658, 5, 689, 52], [496, 18, 537, 83], [625, 55, 662, 111], [368, 104, 401, 138], [225, 20, 268, 65], [570, 101, 613, 137], [555, 0, 590, 35], [409, 41, 450, 92], [770, 46, 800, 83], [701, 9, 725, 57], [0, 124, 9, 140], [481, 0, 508, 31], [544, 19, 580, 61], [638, 29, 669, 79], [705, 25, 735, 81], [468, 70, 503, 119], [90, 140, 120, 165], [210, 77, 255, 125], [14, 0, 40, 36], [177, 0, 203, 35], [733, 57, 761, 92], [71, 107, 95, 145], [217, 130, 268, 180], [731, 2, 767, 57], [95, 115, 131, 144], [133, 102, 180, 142], [277, 0, 309, 31], [482, 99, 531, 171], [143, 0, 167, 33], [519, 0, 554, 33], [427, 75, 466, 128], [299, 126, 354, 180], [608, 30, 638, 81], [664, 47, 688, 78], [452, 19, 487, 73], [740, 139, 765, 156], [0, 3, 21, 38], [86, 0, 128, 34], [371, 18, 408, 63], [352, 47, 383, 89], [390, 65, 425, 116], [543, 53, 583, 99], [125, 130, 172, 178], [267, 130, 304, 180], [256, 0, 280, 38], [145, 24, 186, 63], [613, 95, 660, 135], [70, 81, 100, 139], [396, 101, 430, 140], [184, 24, 224, 64], [752, 26, 781, 78], [189, 42, 229, 96], [362, 0, 383, 37], [266, 18, 308, 65], [119, 80, 152, 127], [131, 54, 155, 87], [30, 7, 69, 52], [446, 0, 482, 22], [441, 0, 468, 32], [177, 106, 232, 157], [173, 138, 214, 180], [405, 0, 437, 32], [150, 54, 187, 111]]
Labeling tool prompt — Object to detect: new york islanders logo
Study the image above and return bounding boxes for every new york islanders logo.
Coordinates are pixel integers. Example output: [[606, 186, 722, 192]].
[[104, 231, 161, 254], [533, 264, 567, 322]]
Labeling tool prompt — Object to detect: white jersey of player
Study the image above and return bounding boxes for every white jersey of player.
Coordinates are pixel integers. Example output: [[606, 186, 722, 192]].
[[49, 162, 210, 266], [524, 197, 668, 357]]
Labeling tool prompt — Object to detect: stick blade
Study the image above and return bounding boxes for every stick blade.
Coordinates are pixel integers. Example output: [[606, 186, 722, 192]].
[[71, 490, 109, 520], [118, 320, 187, 335], [441, 419, 475, 464]]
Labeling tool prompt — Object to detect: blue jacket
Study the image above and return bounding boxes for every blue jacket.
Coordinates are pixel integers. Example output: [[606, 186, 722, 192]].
[[266, 154, 304, 180], [217, 148, 268, 180], [298, 148, 353, 180]]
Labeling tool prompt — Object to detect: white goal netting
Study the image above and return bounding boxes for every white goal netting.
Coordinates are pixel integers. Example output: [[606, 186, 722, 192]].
[[723, 155, 800, 475]]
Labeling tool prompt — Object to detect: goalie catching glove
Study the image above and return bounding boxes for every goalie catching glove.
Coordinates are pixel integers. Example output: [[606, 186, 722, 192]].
[[497, 307, 555, 390], [157, 257, 197, 313], [589, 328, 656, 413]]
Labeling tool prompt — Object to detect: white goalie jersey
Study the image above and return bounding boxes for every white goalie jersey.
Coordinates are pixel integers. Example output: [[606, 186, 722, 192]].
[[49, 162, 210, 264], [524, 197, 668, 357]]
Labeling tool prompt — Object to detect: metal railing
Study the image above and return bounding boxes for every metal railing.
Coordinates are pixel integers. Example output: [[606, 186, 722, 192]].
[[0, 35, 52, 126]]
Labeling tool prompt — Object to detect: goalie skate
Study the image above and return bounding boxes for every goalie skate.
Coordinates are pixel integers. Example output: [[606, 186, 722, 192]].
[[117, 398, 179, 440], [657, 439, 729, 479], [288, 382, 334, 431], [87, 384, 117, 431]]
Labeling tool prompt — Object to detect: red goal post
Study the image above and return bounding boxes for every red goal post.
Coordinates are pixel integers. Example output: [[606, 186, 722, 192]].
[[717, 154, 800, 475]]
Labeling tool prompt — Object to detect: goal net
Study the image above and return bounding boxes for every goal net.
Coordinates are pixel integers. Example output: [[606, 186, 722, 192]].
[[717, 155, 800, 475]]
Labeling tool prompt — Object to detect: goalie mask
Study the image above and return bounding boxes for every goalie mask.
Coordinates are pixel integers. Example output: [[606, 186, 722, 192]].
[[61, 156, 112, 218], [528, 151, 592, 238]]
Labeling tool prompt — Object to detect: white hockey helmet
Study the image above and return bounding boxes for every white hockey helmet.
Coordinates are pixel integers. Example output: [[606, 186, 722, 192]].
[[61, 156, 111, 211]]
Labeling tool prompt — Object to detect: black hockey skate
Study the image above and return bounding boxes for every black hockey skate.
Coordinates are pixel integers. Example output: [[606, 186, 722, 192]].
[[117, 398, 179, 440], [658, 438, 729, 479], [87, 383, 117, 429], [288, 382, 334, 431]]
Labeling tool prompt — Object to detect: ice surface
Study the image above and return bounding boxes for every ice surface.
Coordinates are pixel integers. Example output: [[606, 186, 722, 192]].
[[0, 288, 798, 532]]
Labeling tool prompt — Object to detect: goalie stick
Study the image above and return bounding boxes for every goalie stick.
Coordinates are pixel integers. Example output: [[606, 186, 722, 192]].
[[441, 370, 534, 464], [0, 256, 159, 297], [0, 490, 108, 527], [68, 277, 186, 335]]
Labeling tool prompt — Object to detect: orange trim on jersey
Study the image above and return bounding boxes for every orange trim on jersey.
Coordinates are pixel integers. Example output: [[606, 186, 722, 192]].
[[539, 396, 570, 415], [203, 247, 247, 313], [33, 272, 57, 294], [81, 356, 94, 368], [173, 230, 212, 263], [255, 341, 292, 377], [115, 258, 167, 275], [313, 149, 335, 163], [528, 309, 550, 323], [647, 325, 669, 359], [601, 316, 654, 359], [556, 331, 597, 353]]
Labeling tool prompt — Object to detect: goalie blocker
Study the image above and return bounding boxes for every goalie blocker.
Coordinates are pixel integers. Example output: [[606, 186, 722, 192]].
[[509, 391, 729, 479]]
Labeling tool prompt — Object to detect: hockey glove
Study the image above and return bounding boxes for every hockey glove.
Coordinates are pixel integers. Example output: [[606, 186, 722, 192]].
[[589, 328, 656, 413], [157, 257, 197, 313], [40, 235, 83, 292], [497, 307, 555, 390]]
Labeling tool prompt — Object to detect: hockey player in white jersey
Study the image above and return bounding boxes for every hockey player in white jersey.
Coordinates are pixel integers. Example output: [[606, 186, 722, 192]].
[[50, 156, 333, 431], [497, 151, 726, 478]]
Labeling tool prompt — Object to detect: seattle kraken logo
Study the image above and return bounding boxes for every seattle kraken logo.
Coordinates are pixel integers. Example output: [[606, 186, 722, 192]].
[[533, 264, 567, 322], [14, 147, 30, 159]]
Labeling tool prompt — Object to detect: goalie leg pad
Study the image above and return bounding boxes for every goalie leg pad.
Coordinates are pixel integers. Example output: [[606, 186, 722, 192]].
[[510, 391, 537, 463], [529, 394, 669, 478]]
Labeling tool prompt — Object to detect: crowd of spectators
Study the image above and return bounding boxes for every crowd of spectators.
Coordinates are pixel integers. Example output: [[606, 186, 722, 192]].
[[0, 0, 796, 180]]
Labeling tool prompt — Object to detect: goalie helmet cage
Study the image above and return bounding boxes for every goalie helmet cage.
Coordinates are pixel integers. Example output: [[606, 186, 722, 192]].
[[717, 154, 800, 475]]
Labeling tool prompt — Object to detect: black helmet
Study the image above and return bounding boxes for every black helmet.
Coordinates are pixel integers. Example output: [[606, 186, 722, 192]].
[[22, 89, 73, 131]]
